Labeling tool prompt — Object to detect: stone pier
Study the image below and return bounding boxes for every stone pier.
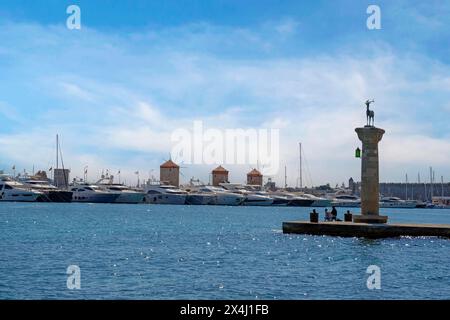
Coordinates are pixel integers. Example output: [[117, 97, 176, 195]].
[[353, 126, 388, 223]]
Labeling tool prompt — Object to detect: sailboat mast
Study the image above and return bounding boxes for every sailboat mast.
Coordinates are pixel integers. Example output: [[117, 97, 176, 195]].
[[405, 173, 408, 200], [56, 134, 59, 169], [299, 142, 302, 189], [430, 167, 433, 200], [442, 176, 444, 198], [424, 176, 428, 202]]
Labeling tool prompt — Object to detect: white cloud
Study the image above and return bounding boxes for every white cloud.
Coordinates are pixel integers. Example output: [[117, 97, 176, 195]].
[[0, 20, 449, 186]]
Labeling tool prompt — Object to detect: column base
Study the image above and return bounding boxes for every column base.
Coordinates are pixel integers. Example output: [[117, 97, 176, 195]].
[[353, 215, 388, 224]]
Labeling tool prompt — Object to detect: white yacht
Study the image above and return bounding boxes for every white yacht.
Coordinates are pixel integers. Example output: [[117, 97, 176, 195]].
[[242, 193, 274, 206], [70, 184, 120, 203], [196, 186, 245, 206], [267, 194, 290, 206], [144, 184, 187, 205], [185, 192, 216, 205], [219, 183, 274, 206], [330, 194, 361, 207], [379, 196, 417, 208], [21, 179, 73, 202], [302, 194, 331, 207], [97, 184, 145, 204], [268, 191, 314, 207], [0, 174, 42, 202]]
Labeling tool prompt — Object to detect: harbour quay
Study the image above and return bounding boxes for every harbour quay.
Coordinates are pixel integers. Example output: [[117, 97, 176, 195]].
[[282, 221, 450, 239]]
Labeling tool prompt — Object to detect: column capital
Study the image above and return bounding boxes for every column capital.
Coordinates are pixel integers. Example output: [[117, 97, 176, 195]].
[[355, 126, 385, 144]]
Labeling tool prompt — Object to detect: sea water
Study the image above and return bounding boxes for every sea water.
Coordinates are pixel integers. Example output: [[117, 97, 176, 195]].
[[0, 203, 449, 299]]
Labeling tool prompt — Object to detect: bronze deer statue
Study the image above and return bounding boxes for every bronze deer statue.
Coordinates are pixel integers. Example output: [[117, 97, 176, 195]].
[[365, 99, 375, 126]]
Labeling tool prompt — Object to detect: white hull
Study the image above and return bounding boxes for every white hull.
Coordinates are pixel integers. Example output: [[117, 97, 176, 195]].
[[115, 192, 145, 204], [145, 193, 186, 205], [332, 201, 361, 207], [380, 202, 416, 208], [243, 199, 274, 206], [0, 191, 41, 202], [0, 175, 42, 202], [70, 185, 120, 203], [212, 194, 244, 206], [186, 194, 215, 205], [72, 193, 119, 203], [311, 199, 332, 207], [243, 194, 274, 206]]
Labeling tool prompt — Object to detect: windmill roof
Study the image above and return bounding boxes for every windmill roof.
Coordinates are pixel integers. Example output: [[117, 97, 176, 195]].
[[212, 165, 228, 173], [160, 159, 179, 168], [247, 168, 262, 176]]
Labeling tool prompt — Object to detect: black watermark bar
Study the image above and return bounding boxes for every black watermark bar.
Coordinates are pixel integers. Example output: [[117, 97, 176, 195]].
[[0, 300, 447, 318]]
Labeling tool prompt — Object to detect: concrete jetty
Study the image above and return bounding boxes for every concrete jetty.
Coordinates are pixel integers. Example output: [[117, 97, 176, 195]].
[[282, 221, 450, 239]]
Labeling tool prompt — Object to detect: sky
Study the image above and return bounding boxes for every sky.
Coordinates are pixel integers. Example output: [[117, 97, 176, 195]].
[[0, 0, 449, 187]]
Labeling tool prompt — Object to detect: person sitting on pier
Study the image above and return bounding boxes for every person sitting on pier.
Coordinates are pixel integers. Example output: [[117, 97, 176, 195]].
[[331, 206, 338, 221], [324, 209, 333, 221]]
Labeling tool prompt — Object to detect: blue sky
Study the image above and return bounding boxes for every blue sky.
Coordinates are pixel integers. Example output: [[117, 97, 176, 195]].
[[0, 0, 449, 186]]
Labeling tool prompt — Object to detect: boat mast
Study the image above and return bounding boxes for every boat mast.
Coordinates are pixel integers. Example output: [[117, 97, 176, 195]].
[[430, 167, 433, 201], [56, 134, 59, 170], [299, 142, 302, 189], [442, 176, 444, 198], [284, 165, 287, 189], [405, 173, 408, 200], [424, 175, 428, 202], [56, 134, 68, 188]]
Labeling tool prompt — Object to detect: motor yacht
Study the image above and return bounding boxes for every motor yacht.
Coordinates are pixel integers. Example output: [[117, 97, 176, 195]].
[[70, 184, 120, 203], [144, 184, 187, 204], [0, 174, 42, 202], [219, 183, 274, 206], [22, 179, 73, 202], [269, 194, 290, 206], [243, 193, 274, 206], [185, 192, 216, 205], [196, 186, 245, 206], [379, 196, 417, 208], [330, 194, 361, 207], [97, 183, 145, 204], [265, 191, 312, 206], [301, 193, 331, 207]]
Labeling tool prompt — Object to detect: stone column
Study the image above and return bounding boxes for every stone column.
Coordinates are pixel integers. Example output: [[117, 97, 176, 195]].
[[353, 126, 388, 223]]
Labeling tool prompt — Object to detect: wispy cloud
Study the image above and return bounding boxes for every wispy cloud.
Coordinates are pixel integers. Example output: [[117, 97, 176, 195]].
[[0, 15, 449, 185]]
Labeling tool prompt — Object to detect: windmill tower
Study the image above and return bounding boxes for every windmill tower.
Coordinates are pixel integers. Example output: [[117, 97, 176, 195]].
[[212, 165, 229, 186], [247, 168, 263, 186], [160, 159, 180, 186]]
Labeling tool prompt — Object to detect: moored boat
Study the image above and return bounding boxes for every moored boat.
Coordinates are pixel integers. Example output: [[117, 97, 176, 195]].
[[144, 184, 187, 204], [70, 184, 120, 203], [0, 174, 42, 202]]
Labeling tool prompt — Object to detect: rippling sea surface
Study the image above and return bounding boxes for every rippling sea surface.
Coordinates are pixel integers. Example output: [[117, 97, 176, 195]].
[[0, 203, 449, 299]]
